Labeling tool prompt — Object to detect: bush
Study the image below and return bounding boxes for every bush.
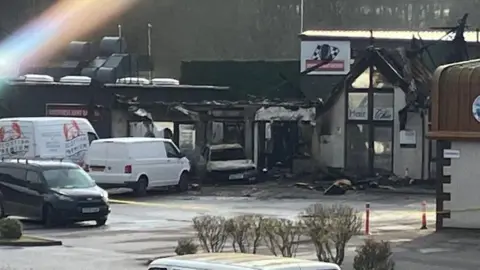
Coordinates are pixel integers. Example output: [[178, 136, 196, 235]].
[[0, 218, 23, 240], [263, 217, 304, 257], [192, 215, 228, 252], [301, 204, 362, 265], [175, 238, 198, 255], [353, 239, 395, 270], [225, 214, 264, 254]]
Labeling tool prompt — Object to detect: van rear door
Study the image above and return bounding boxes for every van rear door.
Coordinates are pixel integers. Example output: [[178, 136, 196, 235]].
[[86, 141, 109, 172], [104, 142, 129, 175]]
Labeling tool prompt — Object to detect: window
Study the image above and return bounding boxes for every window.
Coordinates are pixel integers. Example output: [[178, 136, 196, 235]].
[[26, 171, 41, 184], [43, 168, 95, 189], [348, 93, 368, 120], [0, 167, 27, 186], [87, 132, 98, 145], [210, 148, 246, 161], [164, 142, 180, 158]]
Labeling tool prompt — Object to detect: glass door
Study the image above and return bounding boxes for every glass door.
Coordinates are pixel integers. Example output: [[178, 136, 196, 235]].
[[373, 126, 393, 171]]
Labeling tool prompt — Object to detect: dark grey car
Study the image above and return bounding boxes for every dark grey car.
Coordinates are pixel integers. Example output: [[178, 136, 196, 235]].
[[0, 159, 110, 227]]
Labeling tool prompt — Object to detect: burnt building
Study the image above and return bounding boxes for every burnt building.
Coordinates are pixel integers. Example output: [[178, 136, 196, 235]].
[[298, 29, 480, 180]]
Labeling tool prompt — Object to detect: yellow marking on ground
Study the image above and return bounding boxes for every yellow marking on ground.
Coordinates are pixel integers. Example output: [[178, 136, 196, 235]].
[[109, 199, 208, 210]]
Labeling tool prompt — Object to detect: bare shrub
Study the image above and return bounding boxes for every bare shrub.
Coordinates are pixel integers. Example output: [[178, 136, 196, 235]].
[[353, 239, 395, 270], [192, 215, 228, 252], [225, 214, 265, 254], [0, 218, 22, 240], [263, 217, 304, 257], [175, 238, 198, 255], [302, 204, 330, 261], [301, 203, 362, 265]]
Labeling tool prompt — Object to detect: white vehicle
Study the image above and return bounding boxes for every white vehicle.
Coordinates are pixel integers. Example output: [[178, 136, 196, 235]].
[[0, 117, 98, 164], [148, 253, 340, 270], [201, 144, 258, 183], [85, 137, 190, 196]]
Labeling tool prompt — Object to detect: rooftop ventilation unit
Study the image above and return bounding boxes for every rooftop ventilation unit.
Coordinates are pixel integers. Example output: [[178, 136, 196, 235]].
[[59, 76, 92, 84], [116, 77, 150, 85], [19, 74, 55, 83], [151, 78, 179, 86]]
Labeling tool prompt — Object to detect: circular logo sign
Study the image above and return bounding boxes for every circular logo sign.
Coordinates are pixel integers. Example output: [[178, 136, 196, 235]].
[[473, 96, 480, 122]]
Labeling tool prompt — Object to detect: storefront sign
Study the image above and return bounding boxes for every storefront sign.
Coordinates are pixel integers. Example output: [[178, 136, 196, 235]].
[[373, 107, 393, 121], [472, 95, 480, 122], [400, 130, 416, 148], [46, 103, 100, 119], [300, 40, 351, 75], [348, 107, 367, 120]]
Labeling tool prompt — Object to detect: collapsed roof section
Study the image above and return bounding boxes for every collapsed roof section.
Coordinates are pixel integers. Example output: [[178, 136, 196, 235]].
[[318, 45, 433, 116]]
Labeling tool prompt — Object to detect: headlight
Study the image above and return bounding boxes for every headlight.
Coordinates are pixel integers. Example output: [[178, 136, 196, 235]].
[[56, 194, 74, 202], [101, 190, 109, 202]]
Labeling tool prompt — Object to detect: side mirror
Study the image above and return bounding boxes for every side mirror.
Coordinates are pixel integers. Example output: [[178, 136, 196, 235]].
[[178, 152, 186, 158]]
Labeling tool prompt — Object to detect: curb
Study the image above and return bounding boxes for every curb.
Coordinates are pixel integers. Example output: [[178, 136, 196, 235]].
[[362, 189, 436, 196], [0, 235, 63, 247]]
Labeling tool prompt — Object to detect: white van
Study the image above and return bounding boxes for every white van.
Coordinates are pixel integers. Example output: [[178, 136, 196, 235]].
[[0, 117, 98, 164], [148, 253, 340, 270], [85, 137, 190, 196]]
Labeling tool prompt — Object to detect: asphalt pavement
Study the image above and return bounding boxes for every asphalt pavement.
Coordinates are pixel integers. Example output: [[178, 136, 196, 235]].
[[0, 190, 474, 270]]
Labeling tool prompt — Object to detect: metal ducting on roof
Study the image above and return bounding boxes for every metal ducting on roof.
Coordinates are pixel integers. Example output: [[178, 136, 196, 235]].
[[67, 41, 92, 61], [99, 36, 127, 57], [81, 58, 107, 78], [59, 76, 92, 84], [96, 53, 133, 83], [116, 77, 150, 84], [19, 74, 55, 83], [151, 78, 179, 85]]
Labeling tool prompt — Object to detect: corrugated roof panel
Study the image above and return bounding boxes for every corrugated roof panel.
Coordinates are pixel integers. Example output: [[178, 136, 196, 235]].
[[301, 30, 480, 42]]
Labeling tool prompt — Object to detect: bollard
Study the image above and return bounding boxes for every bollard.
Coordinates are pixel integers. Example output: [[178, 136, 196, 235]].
[[365, 203, 370, 235], [420, 201, 427, 230]]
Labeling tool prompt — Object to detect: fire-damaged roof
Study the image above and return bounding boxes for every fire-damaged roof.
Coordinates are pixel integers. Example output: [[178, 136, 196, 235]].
[[300, 30, 480, 43], [318, 46, 432, 115]]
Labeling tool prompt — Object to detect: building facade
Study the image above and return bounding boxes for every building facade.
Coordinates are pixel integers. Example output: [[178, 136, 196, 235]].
[[298, 30, 480, 179]]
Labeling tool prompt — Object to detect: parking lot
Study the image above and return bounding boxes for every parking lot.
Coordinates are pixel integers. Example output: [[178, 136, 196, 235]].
[[1, 187, 455, 270]]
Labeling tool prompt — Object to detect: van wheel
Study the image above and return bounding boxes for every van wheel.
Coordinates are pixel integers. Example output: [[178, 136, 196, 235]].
[[134, 177, 148, 197], [43, 204, 57, 228], [176, 173, 189, 192]]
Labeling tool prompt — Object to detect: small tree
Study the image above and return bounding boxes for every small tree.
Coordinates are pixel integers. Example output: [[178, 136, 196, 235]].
[[263, 218, 304, 257], [301, 204, 362, 265], [175, 238, 199, 255], [353, 239, 395, 270], [225, 214, 265, 254], [0, 218, 22, 240], [192, 215, 228, 252]]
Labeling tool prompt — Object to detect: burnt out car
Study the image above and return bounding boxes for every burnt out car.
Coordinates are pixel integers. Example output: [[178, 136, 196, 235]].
[[201, 144, 258, 183]]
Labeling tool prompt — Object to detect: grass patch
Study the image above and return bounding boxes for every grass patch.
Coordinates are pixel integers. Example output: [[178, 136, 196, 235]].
[[0, 235, 62, 246]]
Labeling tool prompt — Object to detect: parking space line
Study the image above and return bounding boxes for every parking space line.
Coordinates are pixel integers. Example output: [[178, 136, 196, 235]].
[[109, 199, 209, 210]]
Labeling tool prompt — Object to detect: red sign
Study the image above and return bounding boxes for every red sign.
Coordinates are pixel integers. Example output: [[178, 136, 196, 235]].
[[305, 60, 345, 71], [46, 104, 101, 119]]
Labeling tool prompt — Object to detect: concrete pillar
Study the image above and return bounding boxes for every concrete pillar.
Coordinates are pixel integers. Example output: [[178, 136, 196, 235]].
[[244, 118, 253, 159]]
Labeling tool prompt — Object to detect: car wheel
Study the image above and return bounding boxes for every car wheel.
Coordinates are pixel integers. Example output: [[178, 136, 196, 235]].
[[133, 177, 148, 197], [43, 204, 57, 228], [176, 172, 189, 192], [95, 218, 107, 226]]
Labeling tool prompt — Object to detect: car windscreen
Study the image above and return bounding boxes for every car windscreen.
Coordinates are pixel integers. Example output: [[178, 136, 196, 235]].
[[210, 148, 246, 161], [43, 168, 96, 189]]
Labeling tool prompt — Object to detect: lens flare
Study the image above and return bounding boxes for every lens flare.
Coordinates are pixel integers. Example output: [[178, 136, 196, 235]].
[[0, 0, 138, 78]]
